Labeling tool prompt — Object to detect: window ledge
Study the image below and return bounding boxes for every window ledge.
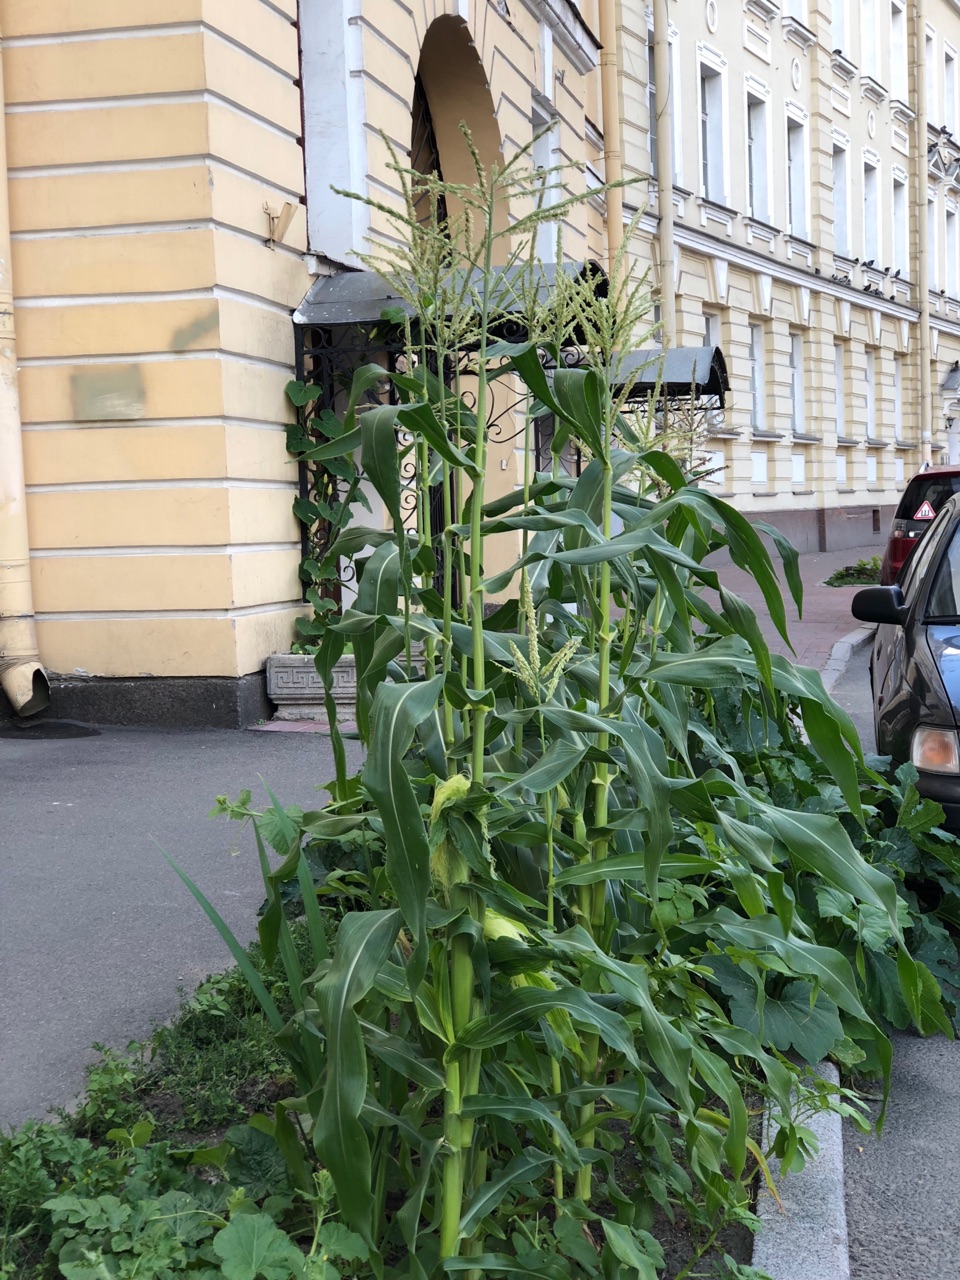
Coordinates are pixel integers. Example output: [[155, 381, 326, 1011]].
[[783, 15, 817, 50], [891, 98, 916, 125], [867, 485, 886, 492], [751, 489, 778, 497], [837, 487, 857, 494], [861, 75, 887, 104], [792, 489, 815, 495], [837, 436, 860, 447], [865, 437, 889, 449], [708, 429, 742, 439], [895, 439, 915, 450], [752, 430, 783, 440], [792, 433, 821, 444], [831, 50, 858, 82]]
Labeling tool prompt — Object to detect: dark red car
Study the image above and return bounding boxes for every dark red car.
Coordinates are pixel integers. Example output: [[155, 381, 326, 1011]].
[[881, 466, 960, 584]]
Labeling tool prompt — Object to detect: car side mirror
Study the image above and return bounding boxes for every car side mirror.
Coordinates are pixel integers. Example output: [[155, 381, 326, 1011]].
[[852, 584, 908, 626]]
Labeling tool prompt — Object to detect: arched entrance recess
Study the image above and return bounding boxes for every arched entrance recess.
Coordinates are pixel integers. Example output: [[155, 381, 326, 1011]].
[[412, 16, 509, 250]]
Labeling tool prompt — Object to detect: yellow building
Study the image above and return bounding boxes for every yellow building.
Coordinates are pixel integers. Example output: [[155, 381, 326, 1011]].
[[4, 0, 960, 725]]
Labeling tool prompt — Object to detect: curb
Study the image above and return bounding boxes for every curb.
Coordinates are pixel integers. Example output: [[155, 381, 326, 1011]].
[[820, 624, 875, 694], [752, 1062, 850, 1280]]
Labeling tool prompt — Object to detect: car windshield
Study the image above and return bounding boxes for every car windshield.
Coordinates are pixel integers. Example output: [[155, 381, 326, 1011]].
[[897, 474, 960, 520], [926, 524, 960, 618]]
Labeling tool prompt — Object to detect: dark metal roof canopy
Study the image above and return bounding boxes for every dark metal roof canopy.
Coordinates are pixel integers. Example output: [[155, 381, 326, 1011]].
[[942, 361, 960, 393], [612, 346, 731, 408], [293, 260, 608, 329]]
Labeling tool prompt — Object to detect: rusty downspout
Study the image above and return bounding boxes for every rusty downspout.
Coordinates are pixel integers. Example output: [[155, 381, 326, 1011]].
[[0, 22, 48, 716]]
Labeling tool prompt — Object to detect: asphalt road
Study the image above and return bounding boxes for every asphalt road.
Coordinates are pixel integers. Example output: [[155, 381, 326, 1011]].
[[832, 653, 960, 1280], [0, 724, 362, 1130]]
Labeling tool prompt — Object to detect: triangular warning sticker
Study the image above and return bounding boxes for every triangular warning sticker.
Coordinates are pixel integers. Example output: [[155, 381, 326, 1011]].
[[914, 500, 937, 520]]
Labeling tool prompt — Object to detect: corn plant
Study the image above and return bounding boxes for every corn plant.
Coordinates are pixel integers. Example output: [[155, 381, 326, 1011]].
[[173, 139, 954, 1280]]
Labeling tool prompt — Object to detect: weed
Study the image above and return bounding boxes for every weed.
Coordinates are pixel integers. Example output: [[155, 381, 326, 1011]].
[[824, 555, 882, 586]]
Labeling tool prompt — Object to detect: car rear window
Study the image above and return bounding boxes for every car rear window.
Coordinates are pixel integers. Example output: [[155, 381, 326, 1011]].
[[896, 474, 960, 521]]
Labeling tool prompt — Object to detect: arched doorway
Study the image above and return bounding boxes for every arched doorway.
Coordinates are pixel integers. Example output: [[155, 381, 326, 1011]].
[[411, 16, 508, 246]]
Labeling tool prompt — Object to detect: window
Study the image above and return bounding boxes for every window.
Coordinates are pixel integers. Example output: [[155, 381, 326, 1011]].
[[865, 349, 877, 437], [751, 449, 769, 486], [833, 0, 847, 53], [895, 455, 905, 485], [749, 323, 767, 430], [836, 452, 848, 486], [893, 174, 908, 274], [866, 452, 878, 485], [791, 451, 806, 486], [927, 33, 936, 123], [703, 448, 725, 486], [787, 115, 807, 238], [790, 333, 805, 435], [647, 38, 658, 180], [862, 0, 878, 77], [833, 145, 849, 256], [947, 49, 957, 132], [747, 93, 769, 220], [891, 2, 908, 100], [894, 354, 904, 440], [863, 161, 879, 263], [929, 197, 939, 290], [835, 342, 846, 437], [948, 206, 959, 297], [699, 62, 725, 203], [704, 311, 721, 347]]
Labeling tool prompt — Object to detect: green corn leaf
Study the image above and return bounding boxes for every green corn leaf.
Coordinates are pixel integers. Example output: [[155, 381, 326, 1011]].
[[719, 586, 773, 693], [755, 519, 803, 613], [359, 1019, 444, 1088], [458, 1149, 552, 1236], [718, 915, 870, 1021], [460, 1095, 582, 1168], [444, 1255, 569, 1279], [159, 847, 283, 1032], [360, 403, 405, 537], [753, 803, 898, 934], [314, 908, 401, 1246], [553, 367, 607, 459], [344, 362, 391, 431], [456, 984, 640, 1068], [362, 676, 444, 984], [397, 400, 473, 470], [499, 739, 588, 797]]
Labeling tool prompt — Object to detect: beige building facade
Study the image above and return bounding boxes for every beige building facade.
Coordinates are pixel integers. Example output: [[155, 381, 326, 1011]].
[[4, 0, 960, 723], [621, 0, 960, 550]]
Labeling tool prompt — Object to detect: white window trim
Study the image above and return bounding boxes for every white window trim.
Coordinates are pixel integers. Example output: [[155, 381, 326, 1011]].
[[947, 42, 959, 134], [749, 322, 767, 431], [790, 332, 806, 436], [892, 170, 908, 274], [890, 0, 908, 102]]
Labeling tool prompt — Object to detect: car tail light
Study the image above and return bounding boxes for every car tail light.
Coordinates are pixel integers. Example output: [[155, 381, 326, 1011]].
[[885, 533, 915, 579], [911, 726, 960, 773]]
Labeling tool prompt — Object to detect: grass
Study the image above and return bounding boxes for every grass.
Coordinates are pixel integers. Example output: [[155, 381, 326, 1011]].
[[823, 555, 882, 587]]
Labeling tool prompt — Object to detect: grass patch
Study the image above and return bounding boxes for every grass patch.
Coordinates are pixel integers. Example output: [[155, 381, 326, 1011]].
[[823, 555, 882, 587]]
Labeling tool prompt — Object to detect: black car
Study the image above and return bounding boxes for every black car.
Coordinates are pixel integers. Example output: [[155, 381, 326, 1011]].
[[854, 494, 960, 829]]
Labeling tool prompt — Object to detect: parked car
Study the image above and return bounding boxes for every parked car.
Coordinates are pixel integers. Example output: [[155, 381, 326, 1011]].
[[880, 465, 960, 584], [854, 494, 960, 828]]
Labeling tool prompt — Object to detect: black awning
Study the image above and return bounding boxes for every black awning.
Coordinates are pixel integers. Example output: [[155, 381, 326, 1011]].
[[613, 345, 730, 407], [293, 260, 607, 328]]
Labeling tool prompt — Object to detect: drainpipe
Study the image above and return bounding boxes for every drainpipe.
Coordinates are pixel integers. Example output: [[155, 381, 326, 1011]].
[[916, 0, 934, 467], [652, 0, 676, 346], [0, 23, 48, 717], [598, 0, 623, 268]]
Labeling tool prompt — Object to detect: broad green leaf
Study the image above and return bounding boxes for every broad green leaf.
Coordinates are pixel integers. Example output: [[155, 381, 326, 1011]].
[[360, 403, 405, 537], [212, 1212, 305, 1280], [553, 367, 607, 459], [314, 908, 401, 1245], [601, 1220, 662, 1280], [444, 1255, 569, 1279]]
